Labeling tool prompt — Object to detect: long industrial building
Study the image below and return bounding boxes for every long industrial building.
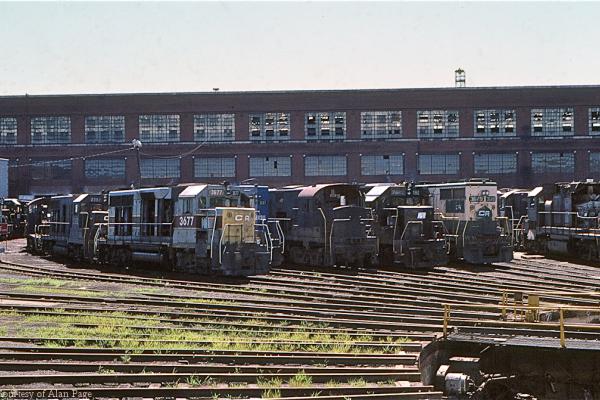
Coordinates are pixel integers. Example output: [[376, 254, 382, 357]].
[[1, 85, 599, 196]]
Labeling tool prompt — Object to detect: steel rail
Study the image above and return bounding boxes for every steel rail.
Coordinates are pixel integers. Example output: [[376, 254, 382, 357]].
[[0, 351, 418, 365]]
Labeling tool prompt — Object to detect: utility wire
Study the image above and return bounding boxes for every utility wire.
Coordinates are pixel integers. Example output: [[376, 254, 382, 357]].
[[9, 135, 212, 167], [9, 146, 135, 168]]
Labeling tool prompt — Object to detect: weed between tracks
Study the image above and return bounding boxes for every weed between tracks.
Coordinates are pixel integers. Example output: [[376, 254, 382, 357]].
[[0, 277, 73, 287], [1, 309, 410, 353]]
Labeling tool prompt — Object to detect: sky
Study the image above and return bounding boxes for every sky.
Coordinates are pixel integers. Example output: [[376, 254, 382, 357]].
[[0, 1, 599, 95]]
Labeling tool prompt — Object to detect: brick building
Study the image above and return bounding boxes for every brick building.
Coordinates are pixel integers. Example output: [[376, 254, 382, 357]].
[[1, 85, 599, 196]]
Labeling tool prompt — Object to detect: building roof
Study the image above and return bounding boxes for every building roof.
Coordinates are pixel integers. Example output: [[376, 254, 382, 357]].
[[3, 84, 600, 99]]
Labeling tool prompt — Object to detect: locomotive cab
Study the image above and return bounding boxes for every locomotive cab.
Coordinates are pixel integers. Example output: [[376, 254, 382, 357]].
[[171, 184, 272, 276], [418, 180, 513, 265], [392, 205, 448, 269], [365, 183, 447, 268], [270, 183, 378, 268], [25, 197, 50, 252]]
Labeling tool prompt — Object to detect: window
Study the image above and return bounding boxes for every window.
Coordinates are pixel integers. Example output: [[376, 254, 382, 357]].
[[85, 116, 125, 144], [417, 110, 459, 138], [194, 157, 236, 178], [0, 118, 17, 145], [305, 112, 346, 140], [140, 158, 180, 179], [589, 108, 600, 134], [361, 155, 404, 176], [418, 154, 460, 175], [304, 155, 347, 176], [194, 114, 235, 142], [440, 188, 465, 200], [249, 113, 290, 141], [531, 152, 575, 174], [530, 108, 574, 136], [474, 153, 517, 174], [31, 160, 72, 180], [361, 111, 402, 139], [590, 153, 600, 173], [249, 156, 291, 177], [138, 115, 180, 143], [474, 110, 516, 137], [85, 159, 126, 178], [31, 117, 71, 144]]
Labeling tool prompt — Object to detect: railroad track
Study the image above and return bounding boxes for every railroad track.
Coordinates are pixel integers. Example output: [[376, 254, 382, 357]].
[[0, 240, 599, 399]]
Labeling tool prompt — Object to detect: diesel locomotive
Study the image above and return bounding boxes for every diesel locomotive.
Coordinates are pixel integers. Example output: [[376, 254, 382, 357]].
[[364, 183, 447, 269], [0, 198, 27, 239], [269, 183, 378, 268], [418, 179, 513, 264], [36, 183, 274, 276], [521, 180, 600, 262]]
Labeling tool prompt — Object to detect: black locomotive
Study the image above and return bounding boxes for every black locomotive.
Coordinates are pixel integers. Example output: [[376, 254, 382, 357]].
[[522, 181, 600, 262], [269, 183, 378, 268], [363, 183, 447, 269]]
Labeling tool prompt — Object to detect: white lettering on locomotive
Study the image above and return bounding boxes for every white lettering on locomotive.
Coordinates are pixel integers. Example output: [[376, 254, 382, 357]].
[[178, 216, 194, 227], [234, 214, 252, 222]]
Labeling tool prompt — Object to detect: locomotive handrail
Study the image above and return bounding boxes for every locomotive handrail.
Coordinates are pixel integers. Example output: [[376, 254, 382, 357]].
[[107, 221, 173, 241], [395, 220, 424, 256], [255, 223, 273, 263], [268, 219, 285, 254], [537, 210, 600, 237], [318, 208, 328, 259], [538, 210, 600, 219]]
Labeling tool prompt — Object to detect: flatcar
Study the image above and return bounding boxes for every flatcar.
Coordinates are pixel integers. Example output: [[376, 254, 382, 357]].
[[364, 182, 447, 268], [269, 183, 378, 268], [523, 180, 600, 262], [418, 179, 513, 264]]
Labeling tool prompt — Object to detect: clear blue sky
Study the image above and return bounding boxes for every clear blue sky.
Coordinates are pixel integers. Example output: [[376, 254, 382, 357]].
[[1, 1, 599, 95]]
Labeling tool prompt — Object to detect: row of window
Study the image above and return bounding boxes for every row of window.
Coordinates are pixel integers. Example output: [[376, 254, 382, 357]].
[[27, 152, 592, 181], [3, 107, 600, 145]]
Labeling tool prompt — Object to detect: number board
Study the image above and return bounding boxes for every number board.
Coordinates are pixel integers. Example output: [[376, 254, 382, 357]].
[[174, 215, 196, 228]]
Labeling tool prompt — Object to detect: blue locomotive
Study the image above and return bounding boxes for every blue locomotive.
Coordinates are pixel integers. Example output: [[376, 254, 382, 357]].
[[37, 184, 273, 277]]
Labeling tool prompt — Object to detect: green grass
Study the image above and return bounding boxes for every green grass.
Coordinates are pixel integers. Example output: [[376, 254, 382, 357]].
[[348, 377, 368, 387], [176, 297, 235, 305], [261, 389, 281, 399], [257, 376, 283, 388], [0, 277, 73, 287], [14, 285, 104, 297], [97, 366, 115, 374], [288, 371, 312, 387], [6, 308, 408, 353], [0, 288, 412, 354]]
